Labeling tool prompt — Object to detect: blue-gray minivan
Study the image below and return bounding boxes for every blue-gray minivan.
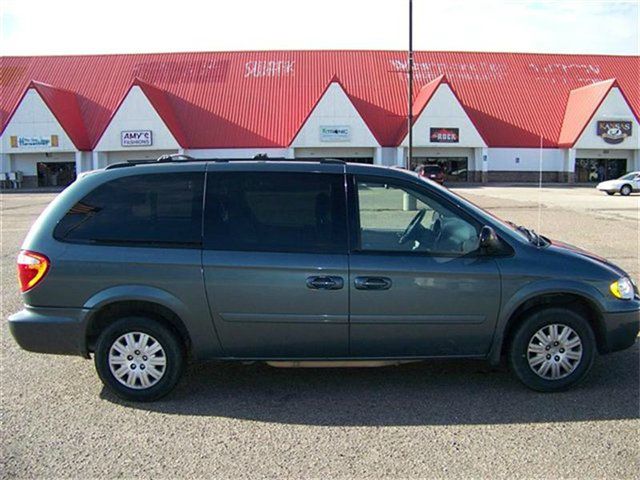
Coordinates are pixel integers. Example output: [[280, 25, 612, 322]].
[[9, 158, 640, 401]]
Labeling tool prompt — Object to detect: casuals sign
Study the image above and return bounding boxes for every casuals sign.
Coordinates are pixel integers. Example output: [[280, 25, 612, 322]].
[[597, 121, 632, 145], [10, 135, 59, 148], [320, 126, 351, 142], [430, 128, 459, 143], [121, 130, 153, 147]]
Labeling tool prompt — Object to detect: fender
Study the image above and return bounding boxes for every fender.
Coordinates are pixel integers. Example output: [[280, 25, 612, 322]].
[[83, 284, 223, 359], [487, 279, 606, 365]]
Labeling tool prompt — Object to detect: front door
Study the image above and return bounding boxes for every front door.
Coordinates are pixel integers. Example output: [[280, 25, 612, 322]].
[[348, 175, 501, 357], [202, 168, 349, 357]]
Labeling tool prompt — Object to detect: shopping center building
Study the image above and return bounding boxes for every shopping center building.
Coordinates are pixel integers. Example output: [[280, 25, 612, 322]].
[[1, 50, 638, 188]]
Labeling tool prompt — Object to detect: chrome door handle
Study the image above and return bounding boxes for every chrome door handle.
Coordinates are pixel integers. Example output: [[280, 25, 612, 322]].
[[354, 277, 392, 290], [306, 276, 344, 290]]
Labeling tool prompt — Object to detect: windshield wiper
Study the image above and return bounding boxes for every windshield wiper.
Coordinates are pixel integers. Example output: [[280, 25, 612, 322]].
[[506, 221, 546, 247]]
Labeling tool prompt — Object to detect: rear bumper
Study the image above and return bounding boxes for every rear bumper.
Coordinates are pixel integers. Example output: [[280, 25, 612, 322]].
[[601, 308, 640, 353], [8, 307, 89, 357]]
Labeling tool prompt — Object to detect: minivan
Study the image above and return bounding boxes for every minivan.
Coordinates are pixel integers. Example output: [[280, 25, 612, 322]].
[[9, 158, 639, 401]]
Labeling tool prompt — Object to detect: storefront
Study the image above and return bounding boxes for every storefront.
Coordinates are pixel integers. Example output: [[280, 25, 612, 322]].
[[399, 77, 487, 182]]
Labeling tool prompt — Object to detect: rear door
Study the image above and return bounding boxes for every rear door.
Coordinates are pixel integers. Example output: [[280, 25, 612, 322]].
[[202, 163, 349, 358]]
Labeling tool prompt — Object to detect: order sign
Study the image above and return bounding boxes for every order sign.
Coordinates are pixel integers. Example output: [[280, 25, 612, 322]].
[[121, 130, 153, 147]]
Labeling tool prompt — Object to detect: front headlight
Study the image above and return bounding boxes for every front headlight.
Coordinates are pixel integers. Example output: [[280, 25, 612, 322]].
[[610, 277, 635, 300]]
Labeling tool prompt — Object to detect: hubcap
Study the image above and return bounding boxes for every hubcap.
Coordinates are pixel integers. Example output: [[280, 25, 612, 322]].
[[527, 324, 582, 380], [108, 332, 167, 390]]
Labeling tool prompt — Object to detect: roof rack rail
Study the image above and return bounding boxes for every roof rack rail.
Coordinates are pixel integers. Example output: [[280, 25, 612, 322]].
[[104, 156, 346, 170]]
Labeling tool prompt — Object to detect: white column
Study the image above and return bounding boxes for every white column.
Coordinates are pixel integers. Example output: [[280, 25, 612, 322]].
[[481, 147, 489, 183], [92, 151, 107, 169], [374, 147, 382, 166], [0, 153, 11, 172], [285, 148, 295, 159], [632, 149, 640, 171], [395, 147, 405, 167], [564, 148, 576, 183]]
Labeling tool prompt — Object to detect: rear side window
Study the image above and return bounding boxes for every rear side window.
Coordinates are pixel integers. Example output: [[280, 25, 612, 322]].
[[54, 173, 204, 247], [204, 172, 347, 254]]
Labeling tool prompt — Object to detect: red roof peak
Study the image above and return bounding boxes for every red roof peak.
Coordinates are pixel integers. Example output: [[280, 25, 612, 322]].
[[558, 78, 619, 148], [25, 80, 91, 150]]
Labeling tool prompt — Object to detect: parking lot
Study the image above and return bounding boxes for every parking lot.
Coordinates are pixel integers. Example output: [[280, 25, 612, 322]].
[[1, 186, 638, 479]]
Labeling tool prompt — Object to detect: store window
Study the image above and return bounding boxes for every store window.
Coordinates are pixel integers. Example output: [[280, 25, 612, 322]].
[[575, 158, 627, 182], [411, 157, 468, 182]]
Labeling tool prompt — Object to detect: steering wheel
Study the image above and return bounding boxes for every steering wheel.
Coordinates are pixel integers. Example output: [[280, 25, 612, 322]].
[[398, 209, 426, 245]]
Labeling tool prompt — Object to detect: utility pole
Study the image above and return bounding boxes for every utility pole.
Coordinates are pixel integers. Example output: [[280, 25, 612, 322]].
[[407, 0, 414, 170]]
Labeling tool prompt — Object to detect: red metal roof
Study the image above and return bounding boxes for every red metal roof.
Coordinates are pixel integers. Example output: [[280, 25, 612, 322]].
[[558, 79, 630, 148], [1, 51, 638, 149]]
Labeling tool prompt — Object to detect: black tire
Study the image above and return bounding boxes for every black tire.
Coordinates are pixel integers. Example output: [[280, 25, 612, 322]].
[[95, 316, 184, 401], [620, 184, 632, 196], [509, 307, 596, 392], [606, 191, 615, 196]]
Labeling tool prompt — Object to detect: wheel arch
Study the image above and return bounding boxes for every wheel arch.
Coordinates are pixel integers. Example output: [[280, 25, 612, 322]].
[[83, 286, 192, 355], [489, 285, 607, 365]]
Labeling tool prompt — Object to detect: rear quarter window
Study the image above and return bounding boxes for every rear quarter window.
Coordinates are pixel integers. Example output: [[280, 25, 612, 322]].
[[53, 172, 204, 247]]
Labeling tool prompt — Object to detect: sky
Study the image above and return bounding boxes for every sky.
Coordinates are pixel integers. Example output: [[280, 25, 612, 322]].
[[0, 0, 638, 56]]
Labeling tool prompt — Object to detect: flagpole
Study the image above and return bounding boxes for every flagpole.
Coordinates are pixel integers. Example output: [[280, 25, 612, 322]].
[[407, 0, 413, 170]]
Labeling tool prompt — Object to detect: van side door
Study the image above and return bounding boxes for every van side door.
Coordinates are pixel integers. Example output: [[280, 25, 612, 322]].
[[202, 164, 349, 358], [348, 174, 501, 357]]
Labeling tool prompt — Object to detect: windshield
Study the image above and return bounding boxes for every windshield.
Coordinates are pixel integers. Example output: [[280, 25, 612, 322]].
[[619, 173, 637, 180], [410, 171, 547, 245], [423, 165, 441, 173]]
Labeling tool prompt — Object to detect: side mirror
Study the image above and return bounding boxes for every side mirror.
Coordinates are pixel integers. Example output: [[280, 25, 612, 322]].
[[479, 225, 501, 253]]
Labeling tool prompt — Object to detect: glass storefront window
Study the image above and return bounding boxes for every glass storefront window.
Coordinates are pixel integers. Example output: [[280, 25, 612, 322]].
[[575, 158, 627, 183], [410, 157, 468, 182]]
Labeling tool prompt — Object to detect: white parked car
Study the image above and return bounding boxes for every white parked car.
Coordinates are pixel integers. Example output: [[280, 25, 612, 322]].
[[596, 172, 640, 196]]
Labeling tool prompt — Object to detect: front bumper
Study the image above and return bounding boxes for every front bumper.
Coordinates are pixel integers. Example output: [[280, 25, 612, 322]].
[[601, 308, 640, 353], [8, 306, 90, 357]]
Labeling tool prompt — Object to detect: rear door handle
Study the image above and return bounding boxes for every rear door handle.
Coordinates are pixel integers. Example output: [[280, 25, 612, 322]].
[[306, 276, 344, 290], [354, 276, 392, 290]]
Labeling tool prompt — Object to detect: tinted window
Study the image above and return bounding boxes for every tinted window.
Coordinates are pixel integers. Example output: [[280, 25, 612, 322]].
[[204, 172, 347, 253], [356, 177, 480, 255], [54, 173, 204, 247]]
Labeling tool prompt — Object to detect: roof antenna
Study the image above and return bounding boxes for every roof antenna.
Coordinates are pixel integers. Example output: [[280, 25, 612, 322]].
[[537, 134, 543, 234]]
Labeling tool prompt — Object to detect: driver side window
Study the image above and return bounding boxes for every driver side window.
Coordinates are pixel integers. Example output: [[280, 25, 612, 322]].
[[356, 177, 480, 255]]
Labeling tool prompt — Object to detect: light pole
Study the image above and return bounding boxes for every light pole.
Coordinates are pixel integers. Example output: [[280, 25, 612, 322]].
[[407, 0, 414, 170]]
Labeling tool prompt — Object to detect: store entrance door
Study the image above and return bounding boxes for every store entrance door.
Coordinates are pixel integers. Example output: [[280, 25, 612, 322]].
[[37, 162, 77, 187], [411, 157, 469, 182], [575, 158, 627, 183]]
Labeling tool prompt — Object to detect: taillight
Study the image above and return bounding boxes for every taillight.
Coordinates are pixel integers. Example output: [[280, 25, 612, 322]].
[[17, 250, 50, 292]]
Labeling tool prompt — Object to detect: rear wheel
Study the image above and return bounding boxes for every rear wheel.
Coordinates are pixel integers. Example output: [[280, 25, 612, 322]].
[[95, 317, 184, 401], [620, 184, 632, 196], [509, 307, 596, 392]]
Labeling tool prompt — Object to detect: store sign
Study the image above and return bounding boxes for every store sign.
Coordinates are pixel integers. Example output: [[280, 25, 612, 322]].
[[320, 126, 351, 142], [10, 135, 58, 148], [121, 130, 153, 147], [597, 121, 632, 145], [430, 128, 459, 143]]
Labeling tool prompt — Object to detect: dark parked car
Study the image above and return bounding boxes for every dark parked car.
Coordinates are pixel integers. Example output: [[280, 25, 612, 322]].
[[416, 164, 445, 184], [9, 158, 639, 401]]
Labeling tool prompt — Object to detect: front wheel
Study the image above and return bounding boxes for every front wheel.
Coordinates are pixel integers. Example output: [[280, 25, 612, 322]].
[[620, 184, 632, 196], [606, 191, 615, 196], [95, 317, 185, 401], [509, 307, 596, 392]]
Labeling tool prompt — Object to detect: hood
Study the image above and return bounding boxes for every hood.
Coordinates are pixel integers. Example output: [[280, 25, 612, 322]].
[[548, 239, 627, 278], [597, 179, 620, 188]]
